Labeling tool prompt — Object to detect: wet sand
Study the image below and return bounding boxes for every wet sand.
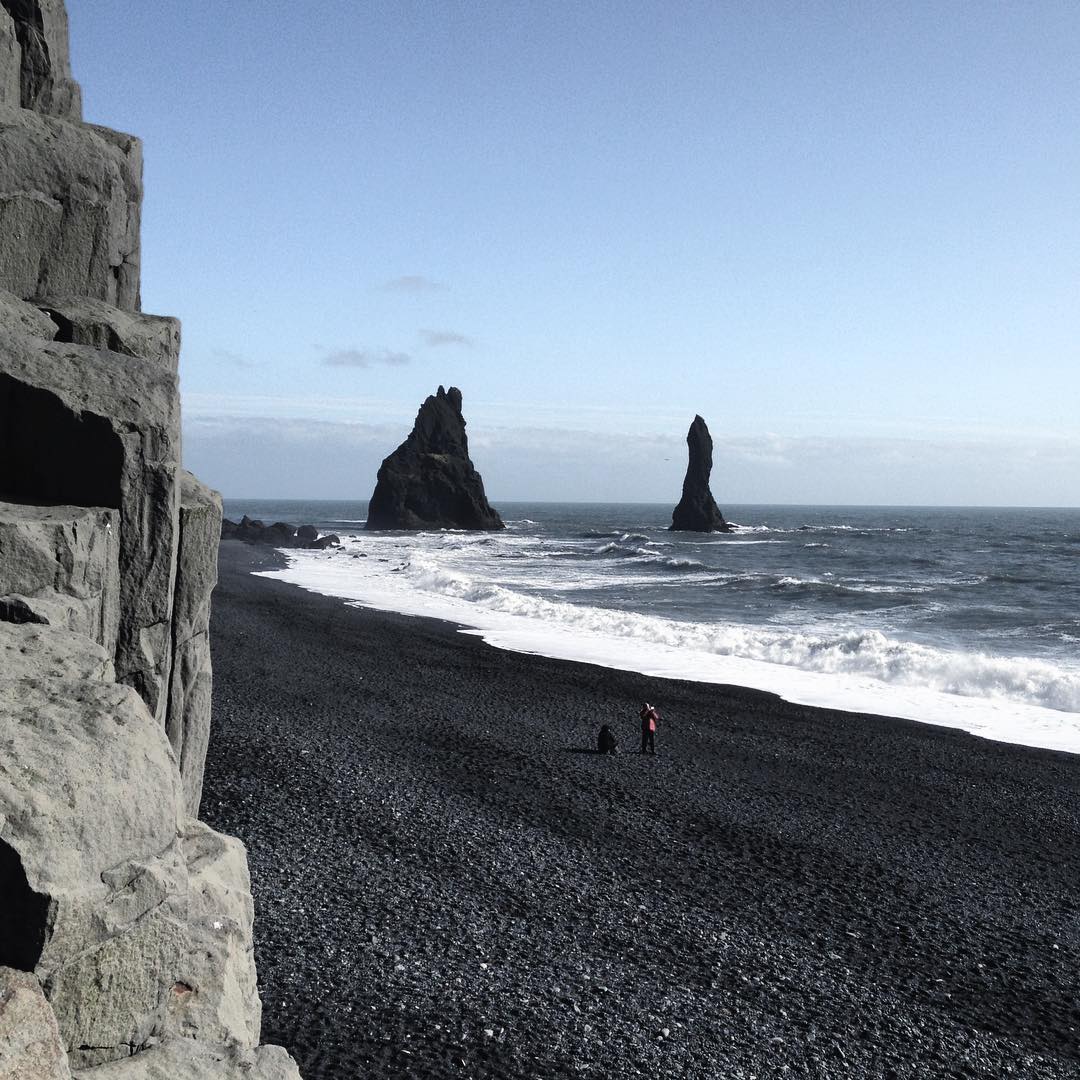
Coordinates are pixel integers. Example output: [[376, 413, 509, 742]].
[[202, 540, 1080, 1079]]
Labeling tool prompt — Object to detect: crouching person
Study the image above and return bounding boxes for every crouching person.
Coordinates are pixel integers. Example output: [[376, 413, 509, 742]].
[[597, 724, 619, 755]]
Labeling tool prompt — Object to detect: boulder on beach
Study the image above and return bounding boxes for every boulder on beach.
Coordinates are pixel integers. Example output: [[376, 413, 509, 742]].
[[365, 385, 504, 531], [670, 414, 732, 533]]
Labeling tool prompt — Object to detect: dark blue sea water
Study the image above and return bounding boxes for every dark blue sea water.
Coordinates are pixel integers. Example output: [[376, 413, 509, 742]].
[[224, 500, 1080, 751]]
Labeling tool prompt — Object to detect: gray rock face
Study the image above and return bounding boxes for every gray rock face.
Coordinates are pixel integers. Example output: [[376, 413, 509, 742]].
[[74, 1041, 302, 1080], [670, 414, 731, 533], [0, 286, 53, 337], [0, 673, 267, 1069], [35, 297, 180, 371], [166, 474, 222, 817], [0, 966, 73, 1080], [0, 675, 183, 1064], [0, 4, 301, 1077], [0, 9, 18, 110], [0, 0, 82, 120], [366, 385, 504, 531], [0, 329, 181, 721], [169, 820, 260, 1049], [0, 501, 120, 652], [0, 104, 141, 310], [0, 622, 114, 682]]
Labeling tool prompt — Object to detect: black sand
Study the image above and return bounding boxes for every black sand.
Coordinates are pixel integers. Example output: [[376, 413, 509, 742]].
[[202, 540, 1080, 1079]]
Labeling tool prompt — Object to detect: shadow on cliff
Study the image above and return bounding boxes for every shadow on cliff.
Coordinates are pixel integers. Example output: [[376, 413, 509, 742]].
[[0, 373, 122, 507], [0, 838, 50, 971]]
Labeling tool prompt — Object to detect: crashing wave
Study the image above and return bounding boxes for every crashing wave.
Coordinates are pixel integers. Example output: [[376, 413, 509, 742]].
[[305, 553, 1080, 715]]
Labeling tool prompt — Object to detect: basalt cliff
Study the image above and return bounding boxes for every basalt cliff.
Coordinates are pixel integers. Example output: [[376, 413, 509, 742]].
[[366, 385, 504, 531], [670, 414, 732, 533], [0, 3, 301, 1077]]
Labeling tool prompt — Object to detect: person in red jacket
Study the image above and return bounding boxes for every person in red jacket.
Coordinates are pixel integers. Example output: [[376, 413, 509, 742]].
[[639, 702, 659, 755]]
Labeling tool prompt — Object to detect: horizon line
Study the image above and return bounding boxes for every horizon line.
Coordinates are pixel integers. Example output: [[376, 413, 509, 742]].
[[219, 497, 1080, 512]]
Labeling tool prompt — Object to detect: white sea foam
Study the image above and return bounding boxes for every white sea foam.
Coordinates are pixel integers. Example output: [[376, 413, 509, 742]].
[[732, 523, 913, 535], [771, 576, 937, 596], [260, 545, 1080, 755]]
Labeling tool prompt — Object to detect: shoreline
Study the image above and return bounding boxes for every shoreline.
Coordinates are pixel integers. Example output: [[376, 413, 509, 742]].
[[203, 539, 1080, 1079], [259, 544, 1080, 757]]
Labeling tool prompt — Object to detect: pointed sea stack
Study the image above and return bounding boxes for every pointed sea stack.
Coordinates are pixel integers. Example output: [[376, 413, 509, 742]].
[[366, 386, 505, 530], [670, 415, 732, 532]]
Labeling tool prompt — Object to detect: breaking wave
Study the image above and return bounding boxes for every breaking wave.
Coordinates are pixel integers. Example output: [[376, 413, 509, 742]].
[[290, 552, 1080, 715]]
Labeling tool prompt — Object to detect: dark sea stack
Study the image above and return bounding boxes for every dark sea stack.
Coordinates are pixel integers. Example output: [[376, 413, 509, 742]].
[[366, 385, 504, 531], [670, 414, 732, 532]]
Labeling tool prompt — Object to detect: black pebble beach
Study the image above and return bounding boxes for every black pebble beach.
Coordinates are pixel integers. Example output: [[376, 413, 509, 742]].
[[202, 541, 1080, 1079]]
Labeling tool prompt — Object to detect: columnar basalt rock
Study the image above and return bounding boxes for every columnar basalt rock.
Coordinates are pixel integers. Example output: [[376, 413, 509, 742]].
[[0, 323, 182, 721], [0, 501, 120, 651], [0, 11, 18, 108], [0, 674, 185, 1066], [0, 106, 141, 308], [366, 385, 505, 531], [670, 414, 732, 533], [0, 4, 301, 1077], [167, 473, 223, 817], [0, 622, 115, 682], [0, 0, 83, 120], [37, 296, 181, 369]]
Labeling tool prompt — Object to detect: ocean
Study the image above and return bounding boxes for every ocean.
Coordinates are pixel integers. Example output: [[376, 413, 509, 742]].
[[223, 500, 1080, 755]]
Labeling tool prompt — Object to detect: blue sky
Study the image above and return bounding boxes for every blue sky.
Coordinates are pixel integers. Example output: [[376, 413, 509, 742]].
[[69, 1, 1080, 503]]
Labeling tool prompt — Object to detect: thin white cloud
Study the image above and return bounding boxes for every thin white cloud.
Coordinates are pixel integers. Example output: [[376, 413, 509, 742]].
[[420, 329, 475, 348], [322, 348, 412, 369], [212, 348, 254, 368], [378, 275, 446, 293]]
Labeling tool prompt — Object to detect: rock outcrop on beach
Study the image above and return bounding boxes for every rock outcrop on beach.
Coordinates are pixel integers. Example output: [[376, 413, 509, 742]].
[[220, 517, 339, 550], [670, 414, 732, 532], [0, 5, 302, 1077], [366, 385, 504, 531]]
